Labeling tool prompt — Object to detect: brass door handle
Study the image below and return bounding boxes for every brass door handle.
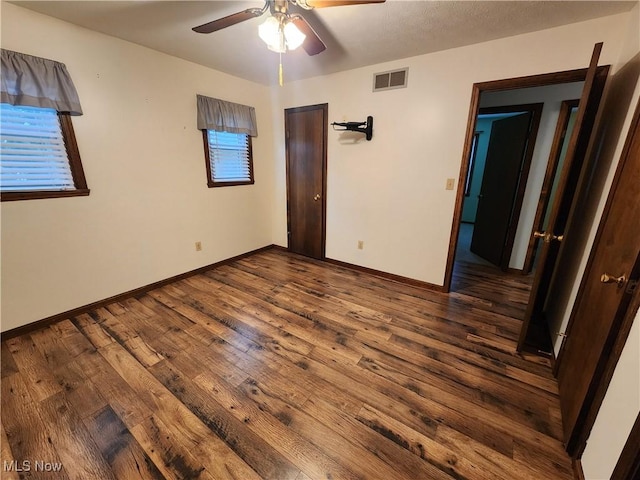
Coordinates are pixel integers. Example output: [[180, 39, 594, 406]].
[[313, 194, 321, 201], [534, 231, 564, 243], [600, 273, 626, 286]]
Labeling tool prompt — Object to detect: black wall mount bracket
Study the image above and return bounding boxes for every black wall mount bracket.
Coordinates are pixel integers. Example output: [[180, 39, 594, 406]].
[[331, 116, 373, 141]]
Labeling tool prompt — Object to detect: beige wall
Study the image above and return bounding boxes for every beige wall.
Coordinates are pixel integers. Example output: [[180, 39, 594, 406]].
[[582, 310, 639, 479], [1, 1, 639, 475], [271, 12, 628, 285], [0, 3, 276, 331]]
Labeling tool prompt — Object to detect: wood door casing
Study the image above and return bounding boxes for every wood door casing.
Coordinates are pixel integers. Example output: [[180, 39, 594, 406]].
[[444, 64, 609, 294], [557, 95, 640, 454], [470, 112, 533, 267], [285, 104, 328, 259], [518, 44, 609, 352]]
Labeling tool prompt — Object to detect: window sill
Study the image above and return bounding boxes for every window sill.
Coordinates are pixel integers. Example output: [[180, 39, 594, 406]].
[[1, 189, 90, 202], [208, 181, 255, 188]]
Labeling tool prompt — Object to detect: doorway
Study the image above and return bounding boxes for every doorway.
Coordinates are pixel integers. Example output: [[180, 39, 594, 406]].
[[445, 58, 609, 356], [285, 103, 328, 260], [461, 103, 543, 270]]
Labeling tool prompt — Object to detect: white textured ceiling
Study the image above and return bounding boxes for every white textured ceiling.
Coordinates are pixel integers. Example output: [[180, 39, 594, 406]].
[[9, 0, 638, 85]]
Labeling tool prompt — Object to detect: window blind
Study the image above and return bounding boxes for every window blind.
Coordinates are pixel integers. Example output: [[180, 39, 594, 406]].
[[207, 130, 252, 183], [0, 103, 75, 192]]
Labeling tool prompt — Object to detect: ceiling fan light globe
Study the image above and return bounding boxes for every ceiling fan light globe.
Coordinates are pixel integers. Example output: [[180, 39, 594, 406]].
[[284, 21, 306, 50], [259, 15, 287, 53], [258, 16, 280, 45], [267, 41, 286, 53]]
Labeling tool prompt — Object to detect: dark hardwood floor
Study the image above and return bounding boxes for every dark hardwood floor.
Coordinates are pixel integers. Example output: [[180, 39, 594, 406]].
[[1, 249, 572, 479]]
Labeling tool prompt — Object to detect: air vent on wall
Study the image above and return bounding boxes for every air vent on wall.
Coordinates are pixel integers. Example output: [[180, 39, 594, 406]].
[[373, 68, 409, 92]]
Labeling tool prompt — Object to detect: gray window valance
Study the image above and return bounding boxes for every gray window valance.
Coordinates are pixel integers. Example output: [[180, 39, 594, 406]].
[[1, 49, 83, 116], [197, 94, 258, 137]]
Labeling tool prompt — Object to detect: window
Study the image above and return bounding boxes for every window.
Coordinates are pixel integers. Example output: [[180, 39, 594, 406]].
[[1, 103, 88, 200], [203, 130, 254, 187], [196, 94, 258, 188], [1, 49, 87, 201]]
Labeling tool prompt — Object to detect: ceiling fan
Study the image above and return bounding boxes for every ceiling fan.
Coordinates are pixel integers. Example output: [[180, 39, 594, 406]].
[[192, 0, 386, 56]]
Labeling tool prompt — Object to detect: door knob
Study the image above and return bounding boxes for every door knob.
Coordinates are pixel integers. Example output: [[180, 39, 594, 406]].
[[600, 273, 626, 286], [313, 194, 321, 201], [534, 231, 564, 243]]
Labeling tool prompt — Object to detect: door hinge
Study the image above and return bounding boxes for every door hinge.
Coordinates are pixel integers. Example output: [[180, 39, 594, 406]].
[[626, 279, 638, 295]]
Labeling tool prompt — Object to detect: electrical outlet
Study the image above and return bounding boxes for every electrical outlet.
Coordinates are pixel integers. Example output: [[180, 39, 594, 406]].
[[357, 240, 364, 250], [446, 178, 455, 190], [195, 241, 202, 251]]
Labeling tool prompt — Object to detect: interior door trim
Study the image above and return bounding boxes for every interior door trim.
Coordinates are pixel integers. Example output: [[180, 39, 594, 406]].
[[284, 103, 328, 259], [444, 65, 610, 293]]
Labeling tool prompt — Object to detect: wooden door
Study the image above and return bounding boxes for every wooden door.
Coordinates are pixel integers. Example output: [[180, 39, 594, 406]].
[[523, 99, 580, 273], [518, 43, 609, 352], [285, 104, 327, 259], [470, 112, 532, 267], [557, 96, 640, 453]]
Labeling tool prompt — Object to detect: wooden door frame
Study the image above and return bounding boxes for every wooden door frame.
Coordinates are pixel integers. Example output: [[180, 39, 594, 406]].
[[557, 95, 640, 457], [522, 99, 580, 274], [472, 103, 543, 270], [284, 103, 328, 259], [444, 66, 609, 293]]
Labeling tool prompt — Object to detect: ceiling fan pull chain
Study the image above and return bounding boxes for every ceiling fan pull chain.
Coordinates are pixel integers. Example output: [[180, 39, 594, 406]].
[[279, 52, 284, 87]]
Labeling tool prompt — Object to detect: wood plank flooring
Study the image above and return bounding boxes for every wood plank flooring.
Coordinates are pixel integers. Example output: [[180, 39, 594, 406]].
[[1, 249, 573, 479]]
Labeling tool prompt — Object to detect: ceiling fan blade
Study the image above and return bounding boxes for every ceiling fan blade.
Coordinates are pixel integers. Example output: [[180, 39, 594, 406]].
[[193, 8, 264, 34], [303, 0, 385, 8], [290, 15, 326, 56]]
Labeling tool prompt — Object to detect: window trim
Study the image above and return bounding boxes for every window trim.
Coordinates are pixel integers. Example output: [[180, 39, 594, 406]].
[[1, 111, 89, 202], [202, 129, 255, 188]]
